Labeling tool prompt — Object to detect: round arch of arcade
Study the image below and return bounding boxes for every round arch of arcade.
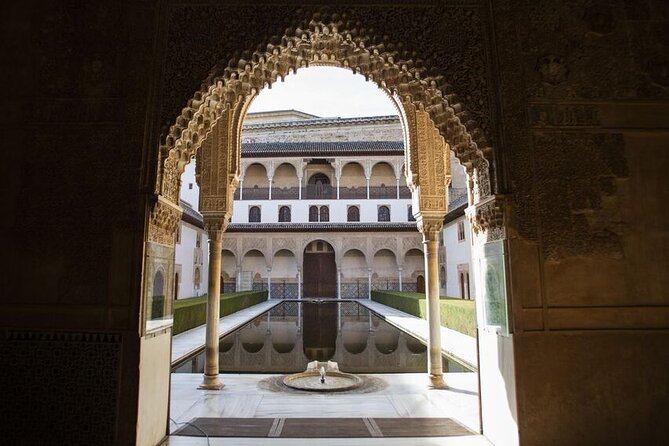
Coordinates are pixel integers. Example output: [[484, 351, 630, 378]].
[[155, 18, 500, 231]]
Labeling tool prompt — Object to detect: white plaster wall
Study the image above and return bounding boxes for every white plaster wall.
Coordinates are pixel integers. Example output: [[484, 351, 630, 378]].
[[136, 331, 171, 446], [174, 221, 208, 298], [232, 199, 413, 223], [442, 215, 476, 299], [180, 162, 200, 211], [242, 118, 402, 143], [479, 331, 519, 446]]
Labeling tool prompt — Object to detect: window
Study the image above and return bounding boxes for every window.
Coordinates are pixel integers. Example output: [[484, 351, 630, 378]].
[[309, 205, 329, 222], [457, 220, 465, 241], [407, 205, 415, 222], [278, 205, 291, 222], [319, 206, 329, 222], [195, 233, 201, 248], [378, 205, 390, 222], [347, 206, 360, 222], [309, 206, 318, 222], [176, 224, 181, 244], [188, 183, 193, 190], [194, 267, 201, 289], [249, 206, 261, 222]]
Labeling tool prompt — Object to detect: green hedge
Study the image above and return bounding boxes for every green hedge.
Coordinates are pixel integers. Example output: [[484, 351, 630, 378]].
[[371, 290, 476, 337], [172, 291, 268, 335]]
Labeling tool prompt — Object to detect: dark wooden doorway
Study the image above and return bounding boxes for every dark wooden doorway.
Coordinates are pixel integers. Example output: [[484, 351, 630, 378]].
[[303, 240, 336, 298], [416, 275, 425, 293]]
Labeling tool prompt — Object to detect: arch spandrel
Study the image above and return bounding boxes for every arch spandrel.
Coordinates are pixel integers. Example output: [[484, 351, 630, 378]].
[[159, 19, 495, 218]]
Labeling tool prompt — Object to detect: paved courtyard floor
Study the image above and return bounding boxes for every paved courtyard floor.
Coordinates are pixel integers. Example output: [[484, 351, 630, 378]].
[[163, 372, 490, 445]]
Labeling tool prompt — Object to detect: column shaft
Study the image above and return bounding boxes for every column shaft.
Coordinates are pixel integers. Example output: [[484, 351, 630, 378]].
[[200, 233, 224, 389], [423, 233, 447, 388]]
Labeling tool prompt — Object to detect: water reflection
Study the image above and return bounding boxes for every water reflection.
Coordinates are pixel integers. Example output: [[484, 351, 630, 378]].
[[173, 301, 470, 374]]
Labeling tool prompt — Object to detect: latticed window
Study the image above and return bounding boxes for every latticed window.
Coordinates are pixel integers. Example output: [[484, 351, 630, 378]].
[[320, 206, 329, 222], [278, 206, 291, 222], [347, 206, 360, 222], [309, 206, 318, 222], [249, 206, 261, 222], [457, 220, 466, 241], [378, 205, 390, 222]]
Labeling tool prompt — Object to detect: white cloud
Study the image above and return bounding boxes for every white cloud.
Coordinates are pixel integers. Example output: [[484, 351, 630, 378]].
[[247, 66, 397, 118]]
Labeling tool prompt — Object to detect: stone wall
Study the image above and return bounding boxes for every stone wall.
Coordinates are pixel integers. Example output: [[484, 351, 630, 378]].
[[1, 1, 667, 445]]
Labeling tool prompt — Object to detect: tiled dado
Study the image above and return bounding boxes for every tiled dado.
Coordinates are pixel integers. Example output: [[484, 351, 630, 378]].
[[0, 330, 122, 445]]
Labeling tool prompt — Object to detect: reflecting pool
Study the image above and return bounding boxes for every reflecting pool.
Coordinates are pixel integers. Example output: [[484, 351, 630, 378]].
[[172, 300, 472, 374]]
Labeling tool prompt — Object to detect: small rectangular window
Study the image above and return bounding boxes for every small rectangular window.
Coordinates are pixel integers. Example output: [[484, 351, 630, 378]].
[[188, 183, 193, 190], [457, 221, 465, 241]]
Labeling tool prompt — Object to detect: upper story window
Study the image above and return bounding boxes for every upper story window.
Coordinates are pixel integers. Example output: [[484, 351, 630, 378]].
[[407, 205, 416, 222], [378, 205, 390, 222], [457, 220, 465, 241], [309, 205, 329, 222], [195, 233, 201, 248], [347, 206, 360, 222], [278, 206, 291, 222], [319, 206, 329, 222], [249, 206, 261, 223], [309, 206, 318, 222]]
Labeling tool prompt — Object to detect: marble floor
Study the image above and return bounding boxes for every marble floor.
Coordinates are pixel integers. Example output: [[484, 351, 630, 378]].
[[163, 372, 490, 446]]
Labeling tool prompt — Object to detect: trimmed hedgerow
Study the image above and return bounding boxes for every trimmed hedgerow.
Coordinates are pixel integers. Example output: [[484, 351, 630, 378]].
[[172, 291, 268, 335], [371, 290, 476, 337]]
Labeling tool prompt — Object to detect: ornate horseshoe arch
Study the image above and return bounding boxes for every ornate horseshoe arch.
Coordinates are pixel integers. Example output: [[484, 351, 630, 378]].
[[155, 17, 498, 234]]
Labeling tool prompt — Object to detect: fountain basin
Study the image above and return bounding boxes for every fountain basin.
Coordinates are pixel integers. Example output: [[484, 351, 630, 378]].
[[283, 370, 363, 392]]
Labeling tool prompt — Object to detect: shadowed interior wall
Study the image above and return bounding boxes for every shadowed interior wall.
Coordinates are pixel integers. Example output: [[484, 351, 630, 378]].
[[1, 1, 667, 445]]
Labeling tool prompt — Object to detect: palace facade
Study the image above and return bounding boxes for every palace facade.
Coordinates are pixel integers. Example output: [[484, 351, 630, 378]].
[[176, 110, 476, 300]]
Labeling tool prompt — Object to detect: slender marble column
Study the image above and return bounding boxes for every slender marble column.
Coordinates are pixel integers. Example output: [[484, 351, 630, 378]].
[[366, 177, 370, 199], [200, 230, 224, 390], [419, 218, 448, 389], [268, 177, 273, 200], [398, 267, 403, 291], [297, 268, 302, 299], [396, 177, 400, 199], [239, 179, 243, 200], [337, 267, 342, 299], [367, 268, 372, 299], [267, 267, 271, 299]]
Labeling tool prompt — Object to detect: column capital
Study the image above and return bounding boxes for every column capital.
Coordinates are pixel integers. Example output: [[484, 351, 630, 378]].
[[204, 215, 230, 238], [416, 215, 444, 240]]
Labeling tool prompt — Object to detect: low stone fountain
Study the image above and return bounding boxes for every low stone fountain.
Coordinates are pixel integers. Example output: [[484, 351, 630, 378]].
[[283, 360, 362, 392]]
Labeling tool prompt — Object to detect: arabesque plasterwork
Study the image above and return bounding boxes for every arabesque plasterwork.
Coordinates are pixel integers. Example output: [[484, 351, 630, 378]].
[[157, 18, 495, 230]]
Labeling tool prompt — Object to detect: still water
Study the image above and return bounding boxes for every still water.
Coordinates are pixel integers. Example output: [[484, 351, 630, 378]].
[[173, 300, 471, 374]]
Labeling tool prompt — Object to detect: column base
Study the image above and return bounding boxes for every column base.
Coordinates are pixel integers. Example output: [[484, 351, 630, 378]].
[[429, 373, 449, 389], [198, 374, 225, 390]]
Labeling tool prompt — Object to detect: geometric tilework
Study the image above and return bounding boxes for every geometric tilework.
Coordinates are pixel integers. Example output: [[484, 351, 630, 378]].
[[0, 331, 122, 445]]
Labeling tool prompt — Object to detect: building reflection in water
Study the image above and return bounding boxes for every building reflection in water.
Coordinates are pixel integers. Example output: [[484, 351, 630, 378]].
[[173, 301, 471, 374]]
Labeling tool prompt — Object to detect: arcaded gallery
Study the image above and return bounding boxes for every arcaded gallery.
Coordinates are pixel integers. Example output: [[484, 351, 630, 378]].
[[1, 1, 667, 445]]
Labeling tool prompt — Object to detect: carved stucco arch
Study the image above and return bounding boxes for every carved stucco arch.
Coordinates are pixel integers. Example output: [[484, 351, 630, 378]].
[[241, 248, 270, 268], [271, 247, 298, 260], [240, 160, 271, 182], [158, 19, 494, 212], [341, 248, 370, 270]]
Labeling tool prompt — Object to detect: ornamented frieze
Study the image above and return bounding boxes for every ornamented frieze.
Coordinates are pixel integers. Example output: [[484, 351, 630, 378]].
[[529, 103, 601, 128], [466, 195, 506, 242], [147, 195, 182, 246]]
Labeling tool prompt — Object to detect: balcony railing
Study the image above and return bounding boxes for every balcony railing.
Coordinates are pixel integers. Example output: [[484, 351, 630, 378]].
[[339, 186, 367, 199], [369, 186, 397, 199], [398, 186, 411, 198], [271, 187, 300, 199], [303, 184, 335, 199], [233, 184, 413, 200], [239, 187, 269, 200]]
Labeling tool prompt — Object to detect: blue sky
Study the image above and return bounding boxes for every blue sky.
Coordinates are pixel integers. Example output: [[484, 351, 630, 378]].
[[247, 66, 398, 118]]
